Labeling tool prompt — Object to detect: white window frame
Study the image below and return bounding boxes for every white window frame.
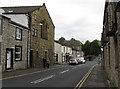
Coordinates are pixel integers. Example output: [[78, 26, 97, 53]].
[[34, 14, 37, 21], [32, 28, 35, 36], [15, 46, 22, 61], [35, 29, 38, 37], [16, 28, 22, 40]]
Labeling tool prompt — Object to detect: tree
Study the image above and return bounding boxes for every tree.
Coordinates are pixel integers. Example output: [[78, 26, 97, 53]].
[[70, 38, 76, 41], [59, 37, 65, 43], [82, 40, 90, 56], [82, 40, 101, 56]]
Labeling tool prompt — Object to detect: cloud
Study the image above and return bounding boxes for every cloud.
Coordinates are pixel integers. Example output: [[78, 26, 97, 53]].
[[0, 0, 105, 43]]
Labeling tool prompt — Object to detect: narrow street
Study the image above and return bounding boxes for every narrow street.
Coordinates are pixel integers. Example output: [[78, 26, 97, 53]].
[[2, 60, 97, 88]]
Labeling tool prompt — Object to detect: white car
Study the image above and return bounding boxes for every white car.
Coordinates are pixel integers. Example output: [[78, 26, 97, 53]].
[[69, 59, 78, 65], [80, 57, 86, 63]]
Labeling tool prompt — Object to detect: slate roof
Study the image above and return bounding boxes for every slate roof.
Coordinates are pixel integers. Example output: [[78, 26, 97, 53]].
[[0, 14, 29, 29], [1, 6, 41, 14]]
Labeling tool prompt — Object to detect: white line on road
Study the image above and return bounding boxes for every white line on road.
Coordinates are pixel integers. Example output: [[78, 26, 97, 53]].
[[60, 69, 69, 74], [72, 67, 77, 69], [30, 75, 55, 84]]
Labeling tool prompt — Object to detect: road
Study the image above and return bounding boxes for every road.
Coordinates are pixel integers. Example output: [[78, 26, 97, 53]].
[[2, 59, 97, 88]]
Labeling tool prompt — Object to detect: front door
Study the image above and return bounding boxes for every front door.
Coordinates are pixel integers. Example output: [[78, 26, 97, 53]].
[[45, 51, 48, 60], [30, 50, 33, 67], [56, 54, 58, 63], [6, 49, 13, 70]]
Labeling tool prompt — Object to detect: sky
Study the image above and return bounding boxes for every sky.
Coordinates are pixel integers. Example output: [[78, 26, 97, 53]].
[[0, 0, 105, 43]]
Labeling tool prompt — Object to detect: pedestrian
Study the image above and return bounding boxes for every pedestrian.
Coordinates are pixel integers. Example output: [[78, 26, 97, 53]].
[[97, 57, 101, 65], [47, 58, 50, 68], [43, 57, 46, 68]]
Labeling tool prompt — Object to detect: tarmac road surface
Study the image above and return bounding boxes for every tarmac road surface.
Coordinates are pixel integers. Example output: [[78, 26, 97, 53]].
[[2, 59, 97, 88]]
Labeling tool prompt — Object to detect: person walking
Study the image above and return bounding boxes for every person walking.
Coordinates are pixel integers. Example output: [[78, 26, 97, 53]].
[[47, 58, 50, 68], [97, 57, 101, 65], [43, 57, 46, 68]]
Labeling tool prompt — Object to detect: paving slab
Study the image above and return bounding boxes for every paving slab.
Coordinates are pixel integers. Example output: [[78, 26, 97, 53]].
[[83, 64, 109, 88]]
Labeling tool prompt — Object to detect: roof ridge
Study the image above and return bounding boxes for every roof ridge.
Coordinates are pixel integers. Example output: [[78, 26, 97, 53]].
[[2, 5, 42, 8]]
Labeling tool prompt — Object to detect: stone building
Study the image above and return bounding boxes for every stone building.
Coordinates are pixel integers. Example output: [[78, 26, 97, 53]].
[[72, 49, 77, 59], [58, 37, 82, 59], [0, 15, 30, 71], [101, 1, 120, 88], [54, 41, 62, 64], [29, 4, 55, 67], [1, 3, 55, 68], [54, 40, 72, 64]]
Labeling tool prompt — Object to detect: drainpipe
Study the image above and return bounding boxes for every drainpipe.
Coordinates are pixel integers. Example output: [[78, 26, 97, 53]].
[[26, 13, 31, 68]]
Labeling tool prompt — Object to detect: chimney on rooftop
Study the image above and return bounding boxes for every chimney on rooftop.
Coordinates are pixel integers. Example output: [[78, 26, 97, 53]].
[[43, 3, 45, 6]]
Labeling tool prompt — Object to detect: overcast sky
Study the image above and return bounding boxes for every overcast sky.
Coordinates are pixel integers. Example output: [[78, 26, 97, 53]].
[[0, 0, 105, 43]]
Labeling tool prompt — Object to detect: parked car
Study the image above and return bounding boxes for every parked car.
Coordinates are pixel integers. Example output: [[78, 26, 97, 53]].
[[76, 57, 81, 64], [80, 57, 86, 64], [69, 59, 78, 65]]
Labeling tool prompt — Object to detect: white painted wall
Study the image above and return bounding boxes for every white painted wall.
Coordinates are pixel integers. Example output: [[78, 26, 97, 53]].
[[54, 42, 62, 63], [67, 47, 72, 55], [61, 46, 66, 62], [61, 46, 72, 62], [0, 9, 4, 14]]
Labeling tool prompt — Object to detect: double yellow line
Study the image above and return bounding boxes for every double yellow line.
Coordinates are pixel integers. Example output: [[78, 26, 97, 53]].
[[0, 66, 66, 80], [74, 64, 97, 89]]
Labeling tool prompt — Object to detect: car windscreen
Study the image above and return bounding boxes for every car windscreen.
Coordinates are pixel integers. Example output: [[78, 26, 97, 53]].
[[70, 59, 75, 61]]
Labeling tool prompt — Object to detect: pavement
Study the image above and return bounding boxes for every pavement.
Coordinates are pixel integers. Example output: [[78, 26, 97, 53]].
[[82, 64, 109, 89]]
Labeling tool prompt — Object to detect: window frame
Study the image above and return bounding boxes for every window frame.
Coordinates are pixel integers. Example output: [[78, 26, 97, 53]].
[[0, 18, 2, 35], [15, 45, 22, 61], [32, 28, 35, 36], [35, 29, 38, 37], [15, 27, 22, 41], [41, 25, 43, 38], [34, 14, 37, 21], [40, 20, 48, 40]]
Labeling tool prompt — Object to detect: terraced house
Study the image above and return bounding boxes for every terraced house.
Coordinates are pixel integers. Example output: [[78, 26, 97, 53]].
[[101, 1, 120, 88], [0, 15, 30, 71], [1, 3, 55, 69]]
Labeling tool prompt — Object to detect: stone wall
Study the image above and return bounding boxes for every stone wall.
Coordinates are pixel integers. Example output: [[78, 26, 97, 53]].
[[30, 4, 55, 67], [102, 2, 120, 88], [2, 17, 29, 71]]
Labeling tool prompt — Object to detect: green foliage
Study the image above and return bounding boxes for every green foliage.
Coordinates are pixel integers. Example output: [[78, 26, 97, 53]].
[[82, 40, 101, 56], [59, 37, 65, 40], [70, 38, 76, 41], [82, 40, 90, 55]]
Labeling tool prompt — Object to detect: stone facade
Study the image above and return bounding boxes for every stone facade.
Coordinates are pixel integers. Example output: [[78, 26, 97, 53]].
[[72, 49, 77, 59], [102, 1, 120, 88], [1, 15, 29, 71], [1, 3, 55, 68], [29, 4, 55, 67]]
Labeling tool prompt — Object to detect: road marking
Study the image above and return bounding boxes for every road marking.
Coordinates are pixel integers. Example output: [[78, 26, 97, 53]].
[[72, 67, 77, 69], [0, 66, 66, 80], [74, 64, 97, 89], [60, 69, 69, 74], [30, 75, 55, 84]]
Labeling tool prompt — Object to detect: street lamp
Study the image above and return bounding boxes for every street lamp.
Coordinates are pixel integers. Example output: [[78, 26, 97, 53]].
[[39, 23, 43, 26]]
